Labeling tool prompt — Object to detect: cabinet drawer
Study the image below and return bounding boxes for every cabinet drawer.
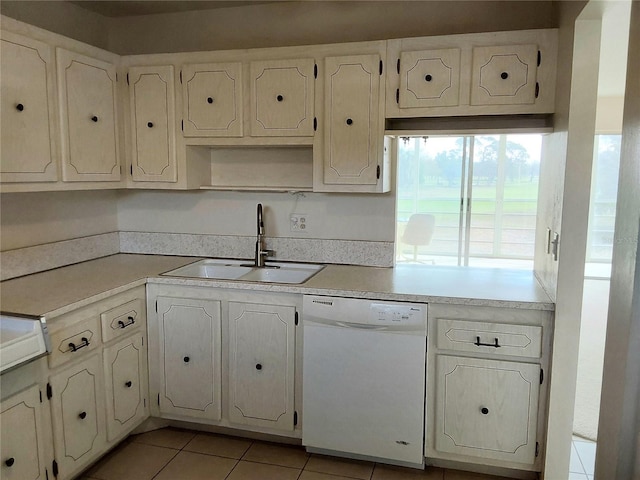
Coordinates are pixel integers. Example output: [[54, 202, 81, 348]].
[[48, 316, 100, 369], [101, 298, 144, 343], [436, 318, 542, 358]]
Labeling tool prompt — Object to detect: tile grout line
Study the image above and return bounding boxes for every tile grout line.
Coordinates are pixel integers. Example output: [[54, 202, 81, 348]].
[[572, 440, 589, 475]]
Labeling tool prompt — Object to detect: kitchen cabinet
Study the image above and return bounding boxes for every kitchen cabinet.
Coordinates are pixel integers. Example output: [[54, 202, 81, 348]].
[[435, 354, 540, 464], [155, 296, 222, 421], [0, 384, 47, 480], [426, 304, 553, 473], [182, 62, 243, 137], [320, 54, 386, 190], [0, 30, 57, 183], [57, 48, 121, 182], [49, 353, 107, 479], [128, 65, 177, 183], [386, 29, 557, 118], [228, 302, 296, 431], [250, 58, 315, 137], [103, 332, 147, 442]]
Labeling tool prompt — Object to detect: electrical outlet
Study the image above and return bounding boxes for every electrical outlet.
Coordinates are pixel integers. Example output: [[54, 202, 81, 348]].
[[290, 214, 308, 233]]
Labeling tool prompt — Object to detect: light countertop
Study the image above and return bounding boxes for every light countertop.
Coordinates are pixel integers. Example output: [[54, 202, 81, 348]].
[[0, 254, 554, 318]]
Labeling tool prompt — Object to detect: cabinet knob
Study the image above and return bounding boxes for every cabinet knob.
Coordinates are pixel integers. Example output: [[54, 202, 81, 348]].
[[481, 407, 489, 415], [276, 94, 284, 102], [5, 458, 15, 467], [346, 118, 353, 126], [425, 74, 433, 82], [500, 72, 509, 80], [183, 356, 190, 363], [147, 122, 154, 128], [125, 381, 133, 388], [207, 97, 214, 104], [79, 411, 87, 420], [91, 115, 99, 122], [15, 103, 24, 112], [255, 363, 262, 370]]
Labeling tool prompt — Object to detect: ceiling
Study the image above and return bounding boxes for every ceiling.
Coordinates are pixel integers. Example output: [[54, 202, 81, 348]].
[[69, 1, 275, 17]]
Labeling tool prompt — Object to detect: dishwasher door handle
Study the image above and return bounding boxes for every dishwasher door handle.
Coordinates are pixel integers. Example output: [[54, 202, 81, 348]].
[[334, 321, 387, 331]]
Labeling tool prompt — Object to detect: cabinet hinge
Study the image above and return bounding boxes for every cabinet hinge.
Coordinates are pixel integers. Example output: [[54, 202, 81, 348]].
[[130, 164, 133, 176], [144, 398, 146, 407], [46, 467, 49, 480], [535, 441, 540, 457], [116, 72, 118, 82], [396, 58, 400, 74], [396, 88, 399, 104], [537, 50, 541, 66], [181, 120, 184, 132], [379, 60, 383, 75], [46, 383, 52, 400], [314, 64, 318, 79], [535, 82, 540, 99], [540, 368, 544, 384], [126, 73, 129, 85], [180, 70, 182, 84], [158, 393, 160, 406], [155, 301, 158, 312], [295, 311, 299, 326], [294, 411, 298, 426], [376, 165, 381, 180], [40, 390, 43, 403], [313, 117, 317, 131], [120, 165, 123, 175], [52, 460, 59, 478]]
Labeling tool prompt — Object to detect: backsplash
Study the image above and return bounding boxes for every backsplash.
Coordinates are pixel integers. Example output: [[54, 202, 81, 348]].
[[0, 231, 394, 281]]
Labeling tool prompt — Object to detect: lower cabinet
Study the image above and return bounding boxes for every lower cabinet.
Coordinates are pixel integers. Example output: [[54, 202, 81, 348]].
[[147, 284, 301, 437], [49, 354, 107, 478], [435, 355, 540, 464], [104, 332, 147, 441], [155, 296, 222, 421], [0, 384, 47, 480], [228, 302, 296, 431]]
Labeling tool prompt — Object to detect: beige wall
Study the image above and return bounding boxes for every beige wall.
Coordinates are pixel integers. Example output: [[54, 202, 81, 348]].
[[0, 1, 109, 49], [105, 1, 555, 55], [116, 190, 395, 242], [597, 1, 640, 477], [0, 191, 119, 251]]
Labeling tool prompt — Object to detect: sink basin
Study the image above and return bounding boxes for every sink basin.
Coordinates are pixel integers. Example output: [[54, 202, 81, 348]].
[[163, 259, 324, 284]]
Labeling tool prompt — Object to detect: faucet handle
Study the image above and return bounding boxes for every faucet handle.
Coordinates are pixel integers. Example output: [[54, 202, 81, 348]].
[[262, 249, 275, 258]]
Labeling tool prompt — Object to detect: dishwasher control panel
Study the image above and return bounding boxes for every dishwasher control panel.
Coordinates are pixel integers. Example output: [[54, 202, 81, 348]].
[[368, 303, 426, 327]]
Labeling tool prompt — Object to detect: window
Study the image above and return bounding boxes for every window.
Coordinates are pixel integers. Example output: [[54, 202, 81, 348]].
[[396, 134, 543, 269]]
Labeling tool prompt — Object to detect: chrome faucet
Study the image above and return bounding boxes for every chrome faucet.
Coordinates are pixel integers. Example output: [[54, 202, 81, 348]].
[[255, 203, 274, 267]]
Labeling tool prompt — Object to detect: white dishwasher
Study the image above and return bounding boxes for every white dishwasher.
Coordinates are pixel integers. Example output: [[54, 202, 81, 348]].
[[302, 295, 427, 468]]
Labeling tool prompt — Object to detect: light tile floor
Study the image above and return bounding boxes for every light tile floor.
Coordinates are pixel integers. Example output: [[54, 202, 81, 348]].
[[569, 436, 597, 480], [80, 428, 519, 480]]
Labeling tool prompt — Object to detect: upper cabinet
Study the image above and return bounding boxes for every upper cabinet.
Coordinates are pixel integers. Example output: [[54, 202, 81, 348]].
[[182, 62, 243, 137], [250, 59, 315, 137], [128, 65, 177, 183], [387, 29, 558, 118], [57, 48, 121, 182], [0, 30, 57, 183]]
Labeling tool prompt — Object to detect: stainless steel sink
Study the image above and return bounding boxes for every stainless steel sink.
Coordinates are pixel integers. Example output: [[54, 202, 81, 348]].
[[163, 259, 324, 284]]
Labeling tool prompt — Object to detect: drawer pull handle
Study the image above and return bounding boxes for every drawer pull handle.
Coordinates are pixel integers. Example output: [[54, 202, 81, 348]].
[[183, 356, 190, 363], [475, 336, 500, 348], [69, 337, 90, 352], [500, 72, 509, 80], [78, 411, 87, 420], [276, 94, 284, 102], [118, 317, 136, 329], [91, 115, 99, 122], [207, 97, 214, 104], [5, 458, 15, 467], [125, 381, 133, 388], [16, 103, 24, 112], [425, 74, 433, 82], [481, 407, 489, 415], [255, 363, 262, 370]]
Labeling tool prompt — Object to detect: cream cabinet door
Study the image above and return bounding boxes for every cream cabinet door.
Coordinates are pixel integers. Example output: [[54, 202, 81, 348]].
[[156, 297, 222, 420], [0, 384, 47, 480], [228, 302, 295, 431], [49, 353, 106, 478], [0, 31, 57, 183], [323, 54, 382, 186], [399, 48, 461, 108], [104, 332, 148, 442], [250, 59, 314, 136], [470, 44, 539, 106], [182, 62, 242, 137], [435, 355, 540, 465], [129, 65, 177, 183], [57, 48, 120, 182]]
